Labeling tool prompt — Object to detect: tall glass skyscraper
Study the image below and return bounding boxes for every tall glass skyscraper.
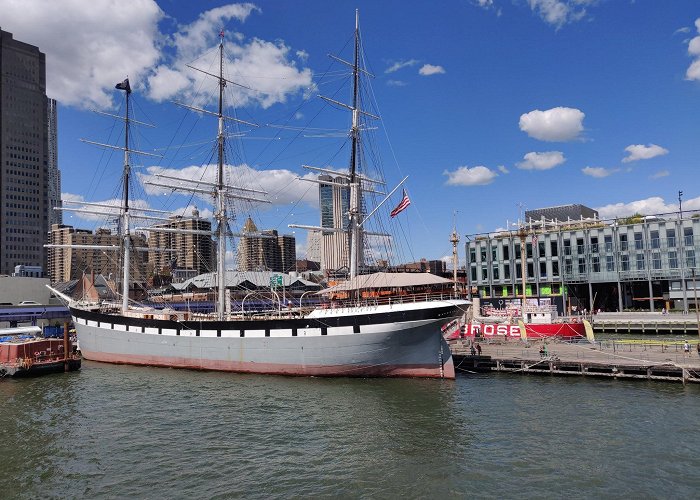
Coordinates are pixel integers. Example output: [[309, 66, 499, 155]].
[[318, 175, 351, 272], [0, 29, 49, 275]]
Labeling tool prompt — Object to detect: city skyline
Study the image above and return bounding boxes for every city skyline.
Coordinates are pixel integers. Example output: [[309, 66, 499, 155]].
[[2, 1, 700, 267]]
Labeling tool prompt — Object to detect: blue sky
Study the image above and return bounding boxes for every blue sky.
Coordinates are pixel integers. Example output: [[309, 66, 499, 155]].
[[2, 0, 700, 266]]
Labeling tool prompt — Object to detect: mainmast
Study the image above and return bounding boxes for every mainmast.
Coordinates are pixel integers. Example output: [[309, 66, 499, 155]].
[[348, 9, 362, 279], [215, 31, 227, 320]]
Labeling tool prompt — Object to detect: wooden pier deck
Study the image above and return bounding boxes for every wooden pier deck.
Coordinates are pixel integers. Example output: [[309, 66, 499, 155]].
[[450, 339, 700, 384]]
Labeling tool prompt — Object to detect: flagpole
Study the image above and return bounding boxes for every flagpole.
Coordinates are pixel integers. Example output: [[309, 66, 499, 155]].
[[358, 176, 408, 227]]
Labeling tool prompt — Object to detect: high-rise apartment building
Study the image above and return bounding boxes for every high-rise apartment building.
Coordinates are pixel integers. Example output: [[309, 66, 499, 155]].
[[0, 29, 49, 275], [318, 175, 353, 272], [148, 212, 214, 277], [47, 98, 61, 228], [237, 217, 296, 272], [48, 224, 147, 284]]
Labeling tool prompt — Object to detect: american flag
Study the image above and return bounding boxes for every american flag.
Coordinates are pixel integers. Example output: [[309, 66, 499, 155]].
[[390, 189, 411, 218]]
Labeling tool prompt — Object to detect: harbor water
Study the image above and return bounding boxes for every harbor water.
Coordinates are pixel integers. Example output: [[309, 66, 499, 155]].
[[1, 361, 700, 498]]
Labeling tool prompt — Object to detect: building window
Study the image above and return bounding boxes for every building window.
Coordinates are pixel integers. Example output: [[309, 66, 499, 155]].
[[592, 256, 600, 273], [669, 251, 678, 269], [620, 234, 628, 251], [578, 257, 586, 274], [492, 264, 500, 280], [552, 261, 559, 277], [540, 261, 547, 278], [565, 258, 572, 274], [564, 240, 571, 256], [591, 237, 599, 253], [527, 262, 533, 278], [504, 263, 510, 280], [469, 247, 476, 263], [634, 232, 643, 250], [502, 244, 509, 261], [480, 247, 487, 262], [492, 246, 497, 261], [526, 243, 533, 259], [621, 255, 629, 271], [684, 227, 694, 246], [636, 254, 645, 270], [687, 249, 696, 268], [604, 235, 613, 252], [650, 230, 660, 249], [515, 243, 521, 259], [481, 267, 488, 280], [576, 238, 584, 254], [652, 252, 661, 270], [471, 266, 477, 281], [550, 240, 558, 257], [606, 255, 614, 272], [667, 229, 676, 248], [538, 241, 545, 257]]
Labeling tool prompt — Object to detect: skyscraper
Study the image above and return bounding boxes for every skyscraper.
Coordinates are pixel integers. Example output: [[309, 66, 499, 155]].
[[0, 29, 49, 275], [318, 175, 353, 272], [47, 98, 62, 228]]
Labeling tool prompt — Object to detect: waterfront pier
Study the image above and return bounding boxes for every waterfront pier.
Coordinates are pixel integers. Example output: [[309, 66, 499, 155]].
[[451, 339, 700, 384]]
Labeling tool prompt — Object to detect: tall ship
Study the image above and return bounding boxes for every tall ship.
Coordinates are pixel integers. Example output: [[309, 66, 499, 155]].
[[50, 12, 468, 379]]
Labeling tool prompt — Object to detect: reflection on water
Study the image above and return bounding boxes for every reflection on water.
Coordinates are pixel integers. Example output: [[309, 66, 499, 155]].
[[1, 362, 699, 498]]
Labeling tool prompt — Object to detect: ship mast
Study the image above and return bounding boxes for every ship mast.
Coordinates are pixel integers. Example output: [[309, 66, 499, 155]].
[[348, 9, 362, 279], [119, 79, 132, 313], [215, 32, 227, 320]]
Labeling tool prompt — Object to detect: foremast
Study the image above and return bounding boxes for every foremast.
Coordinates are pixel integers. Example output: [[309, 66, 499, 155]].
[[119, 80, 132, 313]]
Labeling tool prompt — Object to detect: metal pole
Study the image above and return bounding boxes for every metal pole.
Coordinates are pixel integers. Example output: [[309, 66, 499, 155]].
[[693, 268, 699, 338]]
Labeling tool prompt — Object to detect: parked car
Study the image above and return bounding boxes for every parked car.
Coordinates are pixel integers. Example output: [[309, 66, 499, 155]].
[[18, 300, 40, 306]]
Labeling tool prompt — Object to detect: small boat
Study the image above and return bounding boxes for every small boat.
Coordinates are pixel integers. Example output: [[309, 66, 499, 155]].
[[0, 326, 81, 378]]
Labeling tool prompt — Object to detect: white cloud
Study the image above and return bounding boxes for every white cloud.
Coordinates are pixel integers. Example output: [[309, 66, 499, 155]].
[[443, 166, 498, 186], [686, 18, 700, 81], [1, 1, 312, 110], [138, 163, 319, 208], [1, 0, 163, 109], [497, 165, 510, 174], [527, 0, 597, 29], [419, 64, 446, 76], [516, 151, 566, 170], [385, 59, 419, 73], [519, 107, 585, 142], [148, 5, 313, 110], [386, 80, 408, 87], [622, 144, 669, 163], [595, 196, 700, 219], [582, 166, 617, 178], [650, 170, 670, 179], [474, 0, 494, 7]]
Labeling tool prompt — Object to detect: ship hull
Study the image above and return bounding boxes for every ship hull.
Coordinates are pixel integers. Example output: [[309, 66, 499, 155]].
[[450, 322, 586, 340], [71, 300, 466, 379]]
